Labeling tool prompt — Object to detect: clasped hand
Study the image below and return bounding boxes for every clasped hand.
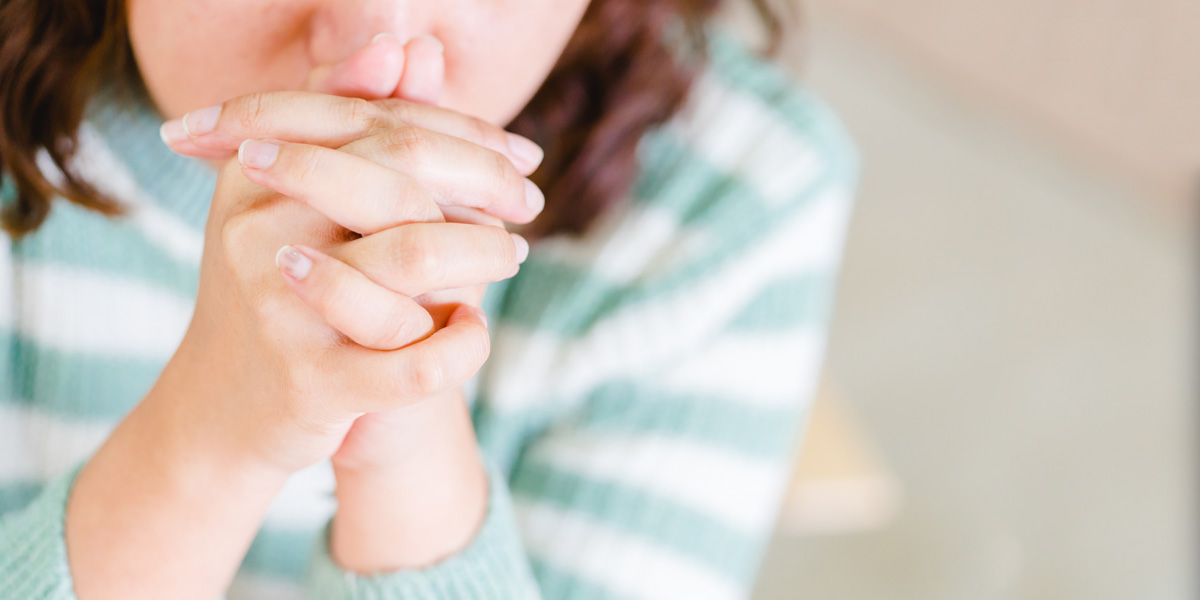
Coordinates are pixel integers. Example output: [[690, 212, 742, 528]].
[[157, 34, 540, 476]]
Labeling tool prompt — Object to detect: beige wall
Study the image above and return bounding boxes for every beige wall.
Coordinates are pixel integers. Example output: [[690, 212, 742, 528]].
[[750, 6, 1192, 598], [801, 0, 1199, 210]]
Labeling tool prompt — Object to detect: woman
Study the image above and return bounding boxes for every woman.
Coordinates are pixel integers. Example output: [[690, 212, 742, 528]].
[[0, 0, 857, 598]]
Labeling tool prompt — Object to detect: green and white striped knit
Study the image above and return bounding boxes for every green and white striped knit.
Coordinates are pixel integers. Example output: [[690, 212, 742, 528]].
[[0, 33, 857, 600]]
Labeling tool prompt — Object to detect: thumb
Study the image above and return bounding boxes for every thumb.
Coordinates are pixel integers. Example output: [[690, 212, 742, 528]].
[[394, 35, 445, 105], [304, 34, 406, 99], [305, 34, 445, 105]]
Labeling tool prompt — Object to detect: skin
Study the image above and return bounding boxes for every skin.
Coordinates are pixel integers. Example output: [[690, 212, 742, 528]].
[[126, 0, 588, 126], [63, 1, 590, 597]]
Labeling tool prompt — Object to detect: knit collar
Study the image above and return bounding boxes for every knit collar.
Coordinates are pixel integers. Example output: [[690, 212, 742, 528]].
[[83, 87, 217, 232]]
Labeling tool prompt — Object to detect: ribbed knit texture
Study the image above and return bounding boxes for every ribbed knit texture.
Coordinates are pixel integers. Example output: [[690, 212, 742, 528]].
[[0, 32, 857, 600]]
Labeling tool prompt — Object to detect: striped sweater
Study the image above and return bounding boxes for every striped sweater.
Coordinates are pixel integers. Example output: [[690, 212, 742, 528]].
[[0, 33, 857, 600]]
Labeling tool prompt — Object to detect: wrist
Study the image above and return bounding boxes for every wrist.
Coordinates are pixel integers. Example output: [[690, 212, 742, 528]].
[[65, 376, 289, 598], [330, 389, 489, 571], [332, 454, 488, 572], [140, 367, 294, 494], [330, 387, 468, 475]]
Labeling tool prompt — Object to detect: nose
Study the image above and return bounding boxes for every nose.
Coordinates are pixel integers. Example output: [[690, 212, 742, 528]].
[[306, 0, 432, 64]]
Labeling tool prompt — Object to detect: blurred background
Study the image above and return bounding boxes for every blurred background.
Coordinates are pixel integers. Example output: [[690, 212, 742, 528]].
[[733, 0, 1197, 598]]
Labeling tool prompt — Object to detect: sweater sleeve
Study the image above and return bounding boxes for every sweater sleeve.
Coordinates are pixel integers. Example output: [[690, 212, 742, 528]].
[[0, 180, 84, 599], [481, 60, 859, 598], [0, 465, 84, 600], [509, 192, 855, 600], [304, 453, 541, 600]]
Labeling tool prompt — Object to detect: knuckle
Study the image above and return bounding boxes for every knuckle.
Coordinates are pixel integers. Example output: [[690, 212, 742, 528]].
[[280, 361, 307, 397], [282, 359, 332, 405], [251, 292, 290, 325], [211, 161, 247, 215], [402, 351, 444, 397], [373, 305, 415, 349], [219, 211, 259, 260], [317, 276, 358, 317], [491, 227, 519, 269], [397, 232, 441, 284], [235, 92, 272, 130], [287, 146, 324, 183], [470, 116, 507, 150], [341, 97, 382, 134], [488, 151, 522, 199], [217, 156, 244, 181], [384, 126, 426, 158], [473, 226, 516, 275], [470, 325, 493, 367], [218, 209, 288, 288], [381, 98, 415, 126]]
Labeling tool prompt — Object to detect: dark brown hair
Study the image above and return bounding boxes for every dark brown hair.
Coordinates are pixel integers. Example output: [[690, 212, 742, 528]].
[[0, 0, 785, 239]]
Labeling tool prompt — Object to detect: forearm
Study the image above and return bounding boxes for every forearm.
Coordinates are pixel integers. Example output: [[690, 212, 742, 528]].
[[330, 389, 489, 572], [65, 354, 290, 599]]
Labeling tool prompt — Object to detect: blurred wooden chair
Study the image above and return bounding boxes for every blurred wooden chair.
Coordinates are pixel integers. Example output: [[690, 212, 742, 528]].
[[777, 379, 902, 534]]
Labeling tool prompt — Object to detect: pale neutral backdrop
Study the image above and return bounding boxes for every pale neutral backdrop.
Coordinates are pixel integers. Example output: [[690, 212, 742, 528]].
[[745, 2, 1195, 598], [797, 0, 1198, 208]]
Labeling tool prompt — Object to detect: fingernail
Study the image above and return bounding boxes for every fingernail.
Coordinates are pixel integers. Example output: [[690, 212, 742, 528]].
[[276, 245, 313, 280], [511, 233, 530, 264], [524, 179, 544, 216], [159, 119, 187, 146], [238, 140, 280, 170], [182, 105, 221, 137], [473, 306, 489, 329], [412, 34, 444, 54], [506, 133, 544, 170], [371, 32, 400, 45]]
